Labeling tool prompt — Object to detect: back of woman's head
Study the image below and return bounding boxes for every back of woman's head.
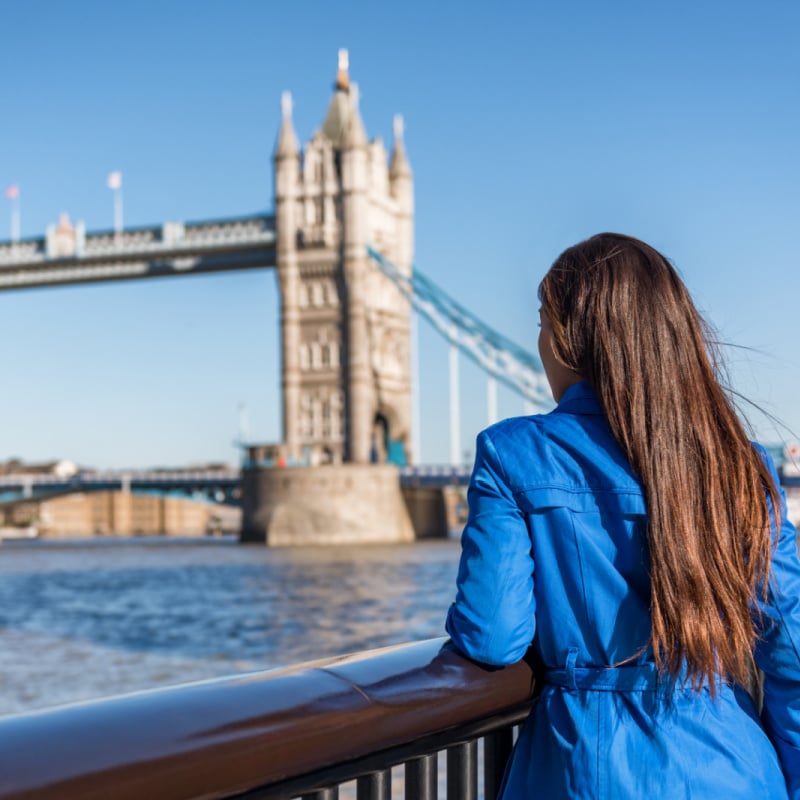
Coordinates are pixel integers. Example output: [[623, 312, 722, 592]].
[[540, 233, 779, 693]]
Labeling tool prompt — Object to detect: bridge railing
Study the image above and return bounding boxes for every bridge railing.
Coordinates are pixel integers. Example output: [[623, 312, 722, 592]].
[[0, 638, 535, 800], [0, 214, 276, 266]]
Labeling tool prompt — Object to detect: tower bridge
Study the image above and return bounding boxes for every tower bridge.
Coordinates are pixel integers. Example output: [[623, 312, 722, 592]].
[[0, 51, 551, 544]]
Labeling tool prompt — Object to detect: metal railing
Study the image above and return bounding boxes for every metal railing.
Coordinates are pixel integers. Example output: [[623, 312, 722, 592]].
[[0, 638, 535, 800]]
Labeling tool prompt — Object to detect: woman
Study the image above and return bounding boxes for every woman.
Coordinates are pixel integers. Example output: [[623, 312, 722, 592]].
[[446, 233, 800, 798]]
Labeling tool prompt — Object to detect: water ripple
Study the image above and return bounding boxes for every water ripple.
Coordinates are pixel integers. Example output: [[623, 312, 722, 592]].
[[0, 538, 460, 715]]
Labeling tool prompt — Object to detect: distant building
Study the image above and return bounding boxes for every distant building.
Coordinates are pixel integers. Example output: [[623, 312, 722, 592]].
[[0, 458, 79, 477], [31, 491, 240, 538]]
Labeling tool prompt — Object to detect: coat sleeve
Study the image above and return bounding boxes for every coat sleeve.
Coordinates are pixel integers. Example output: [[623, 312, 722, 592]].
[[445, 428, 535, 666], [753, 446, 800, 797]]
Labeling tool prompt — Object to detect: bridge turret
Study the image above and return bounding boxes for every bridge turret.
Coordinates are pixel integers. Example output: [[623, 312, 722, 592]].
[[274, 90, 303, 460], [340, 81, 373, 464], [389, 115, 414, 289], [389, 115, 412, 183], [386, 114, 415, 463]]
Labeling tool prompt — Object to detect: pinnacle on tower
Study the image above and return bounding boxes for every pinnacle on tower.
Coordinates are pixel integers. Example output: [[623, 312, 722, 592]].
[[275, 90, 300, 159], [390, 114, 412, 178], [323, 50, 357, 147], [281, 90, 293, 118], [342, 81, 367, 149], [336, 48, 350, 91]]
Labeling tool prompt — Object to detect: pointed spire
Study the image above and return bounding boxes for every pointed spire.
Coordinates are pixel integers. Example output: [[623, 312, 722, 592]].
[[336, 48, 350, 91], [275, 90, 299, 159], [390, 114, 411, 178], [342, 81, 367, 149], [322, 51, 352, 146]]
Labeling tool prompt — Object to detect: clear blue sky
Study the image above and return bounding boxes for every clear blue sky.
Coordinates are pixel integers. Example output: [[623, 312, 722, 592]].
[[0, 0, 798, 469]]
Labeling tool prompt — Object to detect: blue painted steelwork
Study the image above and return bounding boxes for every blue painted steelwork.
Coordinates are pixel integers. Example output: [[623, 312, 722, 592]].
[[367, 246, 553, 411], [0, 471, 240, 506]]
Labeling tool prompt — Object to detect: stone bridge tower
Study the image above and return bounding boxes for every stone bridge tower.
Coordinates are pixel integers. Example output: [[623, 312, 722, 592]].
[[274, 51, 414, 467]]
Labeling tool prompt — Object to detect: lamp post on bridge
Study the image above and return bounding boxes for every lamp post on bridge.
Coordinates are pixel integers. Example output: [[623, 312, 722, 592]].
[[487, 375, 498, 426], [449, 344, 503, 466], [449, 341, 461, 467]]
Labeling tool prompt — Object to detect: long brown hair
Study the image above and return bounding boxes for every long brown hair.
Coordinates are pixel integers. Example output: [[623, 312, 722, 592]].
[[539, 233, 780, 692]]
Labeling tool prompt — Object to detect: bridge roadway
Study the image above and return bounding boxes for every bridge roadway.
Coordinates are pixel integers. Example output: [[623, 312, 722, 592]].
[[0, 465, 471, 503], [2, 461, 794, 503], [0, 469, 241, 504], [0, 214, 276, 291]]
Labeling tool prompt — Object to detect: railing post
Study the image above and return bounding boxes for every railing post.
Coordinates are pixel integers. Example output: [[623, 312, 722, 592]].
[[405, 753, 437, 800], [446, 741, 477, 800], [357, 768, 391, 800], [483, 728, 514, 800]]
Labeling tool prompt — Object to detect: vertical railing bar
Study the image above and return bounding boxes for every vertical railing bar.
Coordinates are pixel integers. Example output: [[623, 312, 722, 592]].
[[483, 727, 514, 800], [357, 768, 391, 800], [301, 788, 339, 800], [446, 740, 478, 800], [405, 753, 437, 800]]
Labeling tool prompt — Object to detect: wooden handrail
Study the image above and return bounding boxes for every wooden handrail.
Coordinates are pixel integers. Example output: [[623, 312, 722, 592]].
[[0, 638, 536, 800]]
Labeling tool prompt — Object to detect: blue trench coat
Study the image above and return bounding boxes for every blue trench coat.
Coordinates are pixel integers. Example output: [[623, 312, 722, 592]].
[[446, 381, 800, 799]]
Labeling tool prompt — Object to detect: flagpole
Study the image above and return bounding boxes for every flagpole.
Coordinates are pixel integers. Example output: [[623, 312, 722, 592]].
[[114, 186, 123, 239], [5, 185, 20, 245], [11, 195, 20, 244]]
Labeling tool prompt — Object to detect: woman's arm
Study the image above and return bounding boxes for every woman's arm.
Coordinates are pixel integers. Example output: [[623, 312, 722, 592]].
[[445, 428, 536, 666]]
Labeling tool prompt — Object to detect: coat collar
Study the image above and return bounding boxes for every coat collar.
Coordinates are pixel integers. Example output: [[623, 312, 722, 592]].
[[552, 380, 605, 416]]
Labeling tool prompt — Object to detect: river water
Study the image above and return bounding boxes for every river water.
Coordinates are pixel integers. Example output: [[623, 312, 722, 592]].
[[0, 536, 461, 717]]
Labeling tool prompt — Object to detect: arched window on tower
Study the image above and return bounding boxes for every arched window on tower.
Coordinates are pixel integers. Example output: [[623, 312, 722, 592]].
[[311, 394, 322, 439], [327, 281, 339, 307], [310, 342, 322, 369], [322, 395, 332, 438], [298, 283, 310, 308], [331, 392, 344, 440], [300, 394, 313, 439]]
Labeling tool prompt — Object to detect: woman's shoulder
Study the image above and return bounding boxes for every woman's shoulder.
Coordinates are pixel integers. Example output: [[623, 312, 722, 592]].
[[480, 404, 608, 462], [479, 410, 643, 500], [478, 412, 554, 465]]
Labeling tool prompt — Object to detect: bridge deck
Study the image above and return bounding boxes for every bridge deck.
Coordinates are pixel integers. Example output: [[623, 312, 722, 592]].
[[0, 214, 276, 291]]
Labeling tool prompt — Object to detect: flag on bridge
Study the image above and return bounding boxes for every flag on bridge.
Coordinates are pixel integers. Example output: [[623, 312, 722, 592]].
[[107, 171, 122, 190], [5, 185, 19, 200]]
